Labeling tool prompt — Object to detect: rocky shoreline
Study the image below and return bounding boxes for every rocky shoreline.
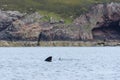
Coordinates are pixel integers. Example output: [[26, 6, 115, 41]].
[[1, 40, 120, 47], [0, 2, 119, 46]]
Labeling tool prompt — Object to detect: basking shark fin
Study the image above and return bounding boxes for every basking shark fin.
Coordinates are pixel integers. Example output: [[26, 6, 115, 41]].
[[45, 56, 52, 62]]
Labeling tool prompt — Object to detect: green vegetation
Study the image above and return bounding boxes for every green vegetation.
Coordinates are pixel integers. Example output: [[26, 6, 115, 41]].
[[38, 10, 73, 24], [0, 0, 119, 19]]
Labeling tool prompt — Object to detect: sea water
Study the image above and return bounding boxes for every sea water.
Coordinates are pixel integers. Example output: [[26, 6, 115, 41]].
[[0, 47, 120, 80]]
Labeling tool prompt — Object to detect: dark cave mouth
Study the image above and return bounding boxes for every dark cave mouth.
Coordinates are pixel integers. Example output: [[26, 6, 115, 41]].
[[92, 21, 120, 40]]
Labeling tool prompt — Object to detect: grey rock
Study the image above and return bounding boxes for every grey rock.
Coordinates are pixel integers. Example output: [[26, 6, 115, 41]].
[[22, 12, 43, 24]]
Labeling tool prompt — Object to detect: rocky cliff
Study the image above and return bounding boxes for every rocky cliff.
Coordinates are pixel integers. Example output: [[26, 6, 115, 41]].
[[74, 2, 120, 40], [0, 11, 41, 41], [0, 10, 70, 41], [0, 2, 120, 41]]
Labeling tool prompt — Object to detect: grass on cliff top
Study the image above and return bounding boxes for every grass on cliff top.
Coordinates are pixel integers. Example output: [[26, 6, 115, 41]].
[[38, 10, 73, 24], [0, 0, 119, 19]]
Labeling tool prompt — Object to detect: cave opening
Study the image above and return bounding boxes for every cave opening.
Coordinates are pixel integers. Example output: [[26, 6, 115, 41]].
[[92, 21, 120, 40]]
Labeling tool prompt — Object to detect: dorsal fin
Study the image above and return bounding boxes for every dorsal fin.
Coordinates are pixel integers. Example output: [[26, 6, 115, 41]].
[[45, 56, 52, 62]]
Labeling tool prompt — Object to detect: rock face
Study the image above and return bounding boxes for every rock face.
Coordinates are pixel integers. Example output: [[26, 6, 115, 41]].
[[74, 2, 120, 40], [0, 2, 120, 41], [0, 10, 24, 40], [0, 10, 72, 41], [0, 11, 42, 41]]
